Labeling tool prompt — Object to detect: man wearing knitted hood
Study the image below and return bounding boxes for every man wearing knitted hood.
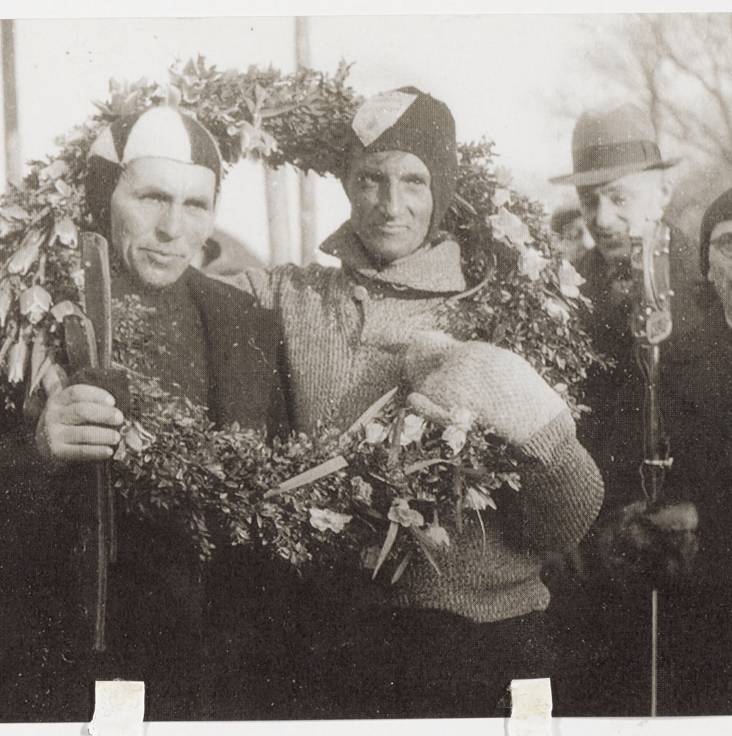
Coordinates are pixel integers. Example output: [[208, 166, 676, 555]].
[[233, 88, 603, 718]]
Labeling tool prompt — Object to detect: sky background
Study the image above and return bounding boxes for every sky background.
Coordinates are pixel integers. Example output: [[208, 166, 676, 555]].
[[0, 13, 688, 262]]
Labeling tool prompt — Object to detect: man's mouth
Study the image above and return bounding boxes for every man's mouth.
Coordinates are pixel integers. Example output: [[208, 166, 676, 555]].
[[372, 223, 409, 233], [141, 248, 184, 264]]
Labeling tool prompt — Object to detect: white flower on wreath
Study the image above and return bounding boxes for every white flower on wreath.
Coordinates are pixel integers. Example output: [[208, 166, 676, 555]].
[[19, 285, 52, 325], [423, 522, 450, 549], [519, 246, 549, 281], [7, 230, 43, 276], [387, 498, 424, 528], [400, 413, 425, 446], [53, 217, 78, 249], [487, 206, 531, 248], [7, 335, 28, 384], [465, 485, 498, 512], [350, 476, 374, 505], [239, 120, 278, 157], [558, 259, 586, 299], [309, 507, 353, 534], [364, 421, 389, 445], [0, 282, 13, 329], [70, 268, 85, 293], [441, 406, 474, 455], [491, 188, 511, 209], [544, 297, 571, 324]]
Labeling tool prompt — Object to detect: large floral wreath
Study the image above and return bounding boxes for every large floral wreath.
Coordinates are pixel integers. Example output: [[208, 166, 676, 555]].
[[0, 57, 607, 581]]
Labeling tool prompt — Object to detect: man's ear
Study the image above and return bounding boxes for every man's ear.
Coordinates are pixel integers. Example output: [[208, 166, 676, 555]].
[[204, 196, 218, 241], [657, 171, 674, 210], [340, 170, 355, 206]]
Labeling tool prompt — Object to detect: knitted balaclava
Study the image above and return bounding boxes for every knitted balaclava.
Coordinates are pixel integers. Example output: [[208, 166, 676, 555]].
[[700, 188, 732, 279], [345, 87, 458, 239], [85, 106, 222, 237]]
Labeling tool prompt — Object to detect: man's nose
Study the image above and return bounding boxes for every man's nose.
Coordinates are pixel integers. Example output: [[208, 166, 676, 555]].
[[156, 203, 184, 242], [379, 180, 404, 218], [592, 196, 616, 230], [580, 223, 595, 250]]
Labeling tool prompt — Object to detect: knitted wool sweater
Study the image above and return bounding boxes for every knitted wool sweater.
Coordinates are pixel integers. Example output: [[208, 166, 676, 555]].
[[234, 223, 604, 623]]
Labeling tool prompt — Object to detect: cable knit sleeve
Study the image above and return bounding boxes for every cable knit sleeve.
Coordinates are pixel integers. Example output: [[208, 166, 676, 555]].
[[517, 409, 604, 553]]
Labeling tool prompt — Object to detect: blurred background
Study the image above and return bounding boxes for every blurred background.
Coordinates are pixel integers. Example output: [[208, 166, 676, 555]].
[[2, 14, 731, 266]]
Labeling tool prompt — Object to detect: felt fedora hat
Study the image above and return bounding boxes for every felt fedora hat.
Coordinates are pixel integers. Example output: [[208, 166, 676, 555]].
[[550, 104, 680, 187]]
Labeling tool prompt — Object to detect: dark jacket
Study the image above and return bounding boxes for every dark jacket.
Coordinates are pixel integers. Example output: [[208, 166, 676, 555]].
[[156, 265, 287, 433], [0, 265, 288, 720], [560, 225, 732, 715], [575, 225, 707, 511]]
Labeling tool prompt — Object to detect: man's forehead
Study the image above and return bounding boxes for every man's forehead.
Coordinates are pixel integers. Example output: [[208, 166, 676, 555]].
[[588, 169, 664, 196], [349, 149, 429, 174], [121, 157, 216, 194]]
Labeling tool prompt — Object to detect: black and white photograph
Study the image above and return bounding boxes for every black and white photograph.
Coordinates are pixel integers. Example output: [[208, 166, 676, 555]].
[[2, 4, 732, 732]]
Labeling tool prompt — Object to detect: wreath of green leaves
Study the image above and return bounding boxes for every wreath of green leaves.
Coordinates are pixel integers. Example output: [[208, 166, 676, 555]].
[[0, 57, 608, 579]]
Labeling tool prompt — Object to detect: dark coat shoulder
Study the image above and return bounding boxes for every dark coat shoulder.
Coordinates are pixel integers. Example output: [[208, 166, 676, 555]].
[[185, 268, 289, 436]]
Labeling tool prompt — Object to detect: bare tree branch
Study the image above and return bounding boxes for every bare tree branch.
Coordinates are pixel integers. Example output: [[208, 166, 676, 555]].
[[584, 13, 732, 168]]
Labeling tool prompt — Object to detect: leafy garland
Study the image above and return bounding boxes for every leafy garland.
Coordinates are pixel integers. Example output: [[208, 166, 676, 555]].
[[0, 58, 608, 578]]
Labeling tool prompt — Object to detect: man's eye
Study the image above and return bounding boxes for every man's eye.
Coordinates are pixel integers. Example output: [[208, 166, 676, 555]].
[[712, 235, 732, 256], [610, 194, 626, 206], [404, 177, 428, 187], [579, 195, 596, 210], [140, 193, 166, 204]]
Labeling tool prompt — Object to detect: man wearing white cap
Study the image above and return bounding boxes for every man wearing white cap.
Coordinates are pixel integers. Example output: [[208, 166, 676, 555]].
[[24, 106, 287, 720]]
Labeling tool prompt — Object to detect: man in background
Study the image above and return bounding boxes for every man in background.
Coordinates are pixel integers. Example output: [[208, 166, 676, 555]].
[[549, 103, 732, 716], [550, 204, 594, 264]]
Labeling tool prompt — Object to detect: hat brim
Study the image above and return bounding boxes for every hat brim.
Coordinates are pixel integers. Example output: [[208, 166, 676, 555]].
[[549, 157, 681, 187]]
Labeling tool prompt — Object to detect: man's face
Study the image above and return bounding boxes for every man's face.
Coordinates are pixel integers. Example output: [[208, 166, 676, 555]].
[[558, 215, 595, 264], [110, 157, 216, 289], [577, 169, 670, 266], [344, 150, 433, 265], [708, 220, 732, 328]]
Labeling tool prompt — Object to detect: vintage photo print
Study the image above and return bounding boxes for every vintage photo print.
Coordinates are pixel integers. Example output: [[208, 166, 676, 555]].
[[2, 4, 732, 733]]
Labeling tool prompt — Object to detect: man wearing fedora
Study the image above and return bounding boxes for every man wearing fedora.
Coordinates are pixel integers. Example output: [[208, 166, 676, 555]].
[[549, 104, 710, 715], [550, 104, 690, 510]]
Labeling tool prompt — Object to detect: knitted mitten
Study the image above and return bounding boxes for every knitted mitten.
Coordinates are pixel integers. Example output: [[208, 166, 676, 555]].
[[404, 331, 567, 446]]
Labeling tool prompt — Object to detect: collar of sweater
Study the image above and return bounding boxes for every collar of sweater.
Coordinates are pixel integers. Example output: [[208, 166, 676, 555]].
[[320, 221, 467, 294]]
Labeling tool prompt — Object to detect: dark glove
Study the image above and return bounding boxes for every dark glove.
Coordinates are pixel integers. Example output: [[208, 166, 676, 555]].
[[594, 500, 699, 590]]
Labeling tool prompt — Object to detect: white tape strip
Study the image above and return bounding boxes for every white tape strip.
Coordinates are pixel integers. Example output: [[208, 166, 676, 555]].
[[507, 678, 553, 736], [88, 680, 145, 736]]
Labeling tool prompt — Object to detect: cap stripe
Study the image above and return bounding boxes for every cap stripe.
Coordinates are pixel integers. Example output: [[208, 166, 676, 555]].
[[180, 113, 222, 180], [351, 90, 417, 147], [88, 126, 120, 164], [122, 107, 194, 164]]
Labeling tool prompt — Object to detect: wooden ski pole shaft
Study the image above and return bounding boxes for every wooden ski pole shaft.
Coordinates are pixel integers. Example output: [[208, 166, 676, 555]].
[[82, 233, 115, 652]]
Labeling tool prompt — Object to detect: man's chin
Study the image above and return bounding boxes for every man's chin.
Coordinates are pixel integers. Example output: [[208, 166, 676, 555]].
[[361, 237, 423, 265], [595, 236, 632, 263], [133, 264, 187, 290]]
